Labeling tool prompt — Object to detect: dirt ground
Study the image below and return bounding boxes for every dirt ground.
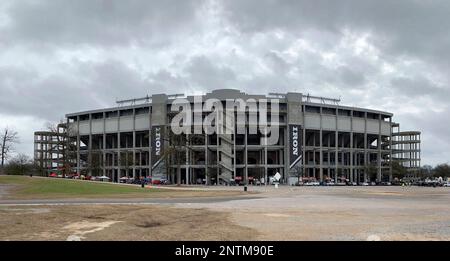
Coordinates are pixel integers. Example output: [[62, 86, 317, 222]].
[[0, 205, 257, 240], [176, 186, 450, 241]]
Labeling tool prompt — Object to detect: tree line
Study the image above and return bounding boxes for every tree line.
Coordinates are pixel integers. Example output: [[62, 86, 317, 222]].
[[0, 126, 34, 176], [392, 161, 450, 179]]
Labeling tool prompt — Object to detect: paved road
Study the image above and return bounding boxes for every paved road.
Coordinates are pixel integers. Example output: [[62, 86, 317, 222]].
[[0, 195, 260, 206]]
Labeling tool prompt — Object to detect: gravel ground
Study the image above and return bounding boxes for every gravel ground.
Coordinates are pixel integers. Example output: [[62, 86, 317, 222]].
[[175, 186, 450, 240]]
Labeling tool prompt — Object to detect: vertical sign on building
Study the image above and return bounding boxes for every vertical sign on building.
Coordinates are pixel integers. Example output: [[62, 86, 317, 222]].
[[151, 126, 164, 167], [289, 124, 302, 169]]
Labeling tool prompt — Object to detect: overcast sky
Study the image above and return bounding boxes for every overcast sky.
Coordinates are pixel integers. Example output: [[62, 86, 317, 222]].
[[0, 0, 449, 166]]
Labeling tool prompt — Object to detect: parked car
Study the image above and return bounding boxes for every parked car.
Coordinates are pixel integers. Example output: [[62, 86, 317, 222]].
[[152, 179, 161, 185], [131, 179, 141, 184], [234, 176, 245, 186], [361, 182, 369, 186], [443, 182, 450, 187], [119, 177, 129, 183]]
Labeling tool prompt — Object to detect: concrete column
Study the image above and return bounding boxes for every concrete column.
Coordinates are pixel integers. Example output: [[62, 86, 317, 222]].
[[364, 112, 368, 182], [102, 112, 106, 177], [132, 109, 136, 179], [284, 125, 289, 184], [76, 115, 80, 175], [377, 114, 382, 182], [334, 130, 339, 183], [302, 105, 306, 182], [205, 133, 208, 185], [319, 107, 323, 182], [313, 134, 315, 168], [264, 137, 268, 185], [185, 134, 189, 185], [117, 113, 121, 183], [88, 114, 92, 176], [149, 107, 152, 178], [244, 125, 248, 184], [234, 123, 236, 181], [216, 132, 219, 185], [350, 132, 354, 183], [416, 133, 422, 170], [350, 110, 354, 183]]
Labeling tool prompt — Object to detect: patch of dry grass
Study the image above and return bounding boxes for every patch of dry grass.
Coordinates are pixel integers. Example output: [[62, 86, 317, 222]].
[[0, 205, 258, 241]]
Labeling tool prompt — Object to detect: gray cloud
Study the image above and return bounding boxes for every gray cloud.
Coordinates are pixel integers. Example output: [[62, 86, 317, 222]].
[[0, 0, 449, 165], [390, 76, 449, 100], [338, 66, 366, 87], [185, 55, 237, 90], [264, 51, 291, 75], [1, 0, 203, 48], [0, 59, 151, 119], [220, 0, 450, 66]]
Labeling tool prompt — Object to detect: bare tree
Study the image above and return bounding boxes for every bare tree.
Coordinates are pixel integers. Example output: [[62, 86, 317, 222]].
[[44, 122, 74, 176], [0, 127, 20, 171], [87, 152, 103, 177], [161, 130, 204, 186], [119, 151, 134, 179], [364, 163, 378, 182]]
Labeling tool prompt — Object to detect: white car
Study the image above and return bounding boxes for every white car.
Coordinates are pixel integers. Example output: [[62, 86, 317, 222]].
[[361, 182, 369, 186], [443, 183, 450, 187]]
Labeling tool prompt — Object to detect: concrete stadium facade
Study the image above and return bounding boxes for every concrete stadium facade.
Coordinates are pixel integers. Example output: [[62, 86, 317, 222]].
[[58, 89, 419, 185]]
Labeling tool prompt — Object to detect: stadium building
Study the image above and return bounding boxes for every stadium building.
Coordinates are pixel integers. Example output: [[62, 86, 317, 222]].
[[34, 89, 420, 185]]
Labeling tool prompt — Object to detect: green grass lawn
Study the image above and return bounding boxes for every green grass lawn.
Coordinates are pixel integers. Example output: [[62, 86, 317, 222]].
[[0, 175, 244, 199], [0, 175, 171, 199]]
